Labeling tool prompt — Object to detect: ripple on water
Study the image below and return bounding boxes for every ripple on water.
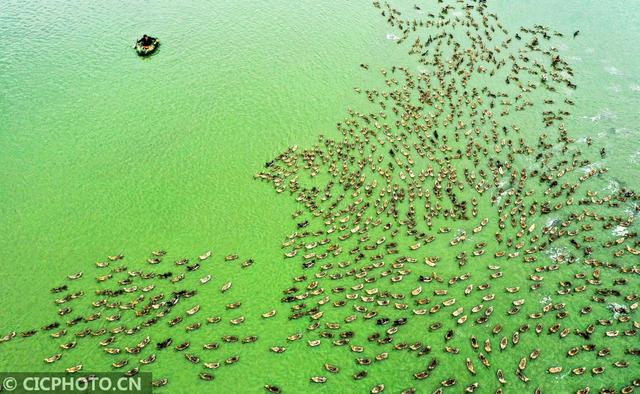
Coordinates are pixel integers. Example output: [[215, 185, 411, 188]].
[[607, 84, 622, 93], [604, 65, 621, 75], [583, 107, 615, 122]]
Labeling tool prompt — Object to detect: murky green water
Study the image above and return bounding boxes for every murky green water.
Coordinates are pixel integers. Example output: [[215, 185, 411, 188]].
[[1, 1, 638, 393]]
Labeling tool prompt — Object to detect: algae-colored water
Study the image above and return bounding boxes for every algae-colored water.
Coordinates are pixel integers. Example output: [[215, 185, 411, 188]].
[[1, 1, 639, 393]]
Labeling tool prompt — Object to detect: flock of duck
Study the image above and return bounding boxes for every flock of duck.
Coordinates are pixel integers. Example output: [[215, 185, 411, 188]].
[[1, 1, 638, 393]]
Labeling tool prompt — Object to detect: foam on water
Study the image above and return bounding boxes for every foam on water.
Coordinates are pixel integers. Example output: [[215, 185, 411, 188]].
[[584, 108, 615, 122], [604, 65, 622, 75], [545, 217, 560, 228], [539, 295, 552, 304], [611, 225, 629, 237], [624, 202, 639, 218], [546, 246, 568, 262], [493, 183, 510, 204], [580, 161, 604, 174], [607, 84, 622, 93], [607, 303, 630, 319], [603, 178, 620, 193]]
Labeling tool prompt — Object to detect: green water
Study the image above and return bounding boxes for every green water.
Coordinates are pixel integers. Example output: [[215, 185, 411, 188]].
[[1, 1, 639, 393]]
